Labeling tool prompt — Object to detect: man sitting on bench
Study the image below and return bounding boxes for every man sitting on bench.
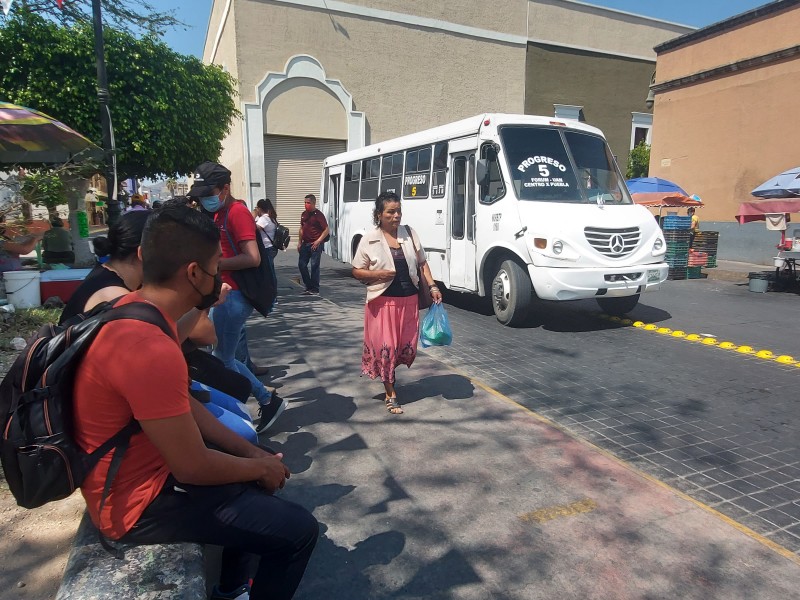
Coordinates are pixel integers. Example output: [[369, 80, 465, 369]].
[[73, 203, 318, 600]]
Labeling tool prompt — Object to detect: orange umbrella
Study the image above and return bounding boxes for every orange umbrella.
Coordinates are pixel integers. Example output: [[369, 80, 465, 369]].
[[631, 192, 703, 208]]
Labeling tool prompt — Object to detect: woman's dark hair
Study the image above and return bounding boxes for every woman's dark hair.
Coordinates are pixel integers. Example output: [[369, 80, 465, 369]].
[[373, 192, 401, 225], [256, 198, 277, 221], [92, 210, 150, 261]]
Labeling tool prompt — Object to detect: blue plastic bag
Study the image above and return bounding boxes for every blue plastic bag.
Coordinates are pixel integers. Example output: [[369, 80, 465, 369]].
[[420, 303, 453, 348]]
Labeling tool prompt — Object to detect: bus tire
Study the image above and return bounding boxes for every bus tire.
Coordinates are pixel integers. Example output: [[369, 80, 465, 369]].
[[596, 294, 640, 316], [491, 259, 531, 326]]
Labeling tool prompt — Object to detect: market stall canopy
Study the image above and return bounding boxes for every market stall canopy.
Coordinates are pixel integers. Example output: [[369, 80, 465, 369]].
[[751, 167, 800, 198], [735, 198, 800, 224], [626, 177, 688, 196], [0, 101, 101, 165], [632, 192, 703, 208]]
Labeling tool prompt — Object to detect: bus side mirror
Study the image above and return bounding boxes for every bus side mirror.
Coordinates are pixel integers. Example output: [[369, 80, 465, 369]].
[[476, 159, 489, 185]]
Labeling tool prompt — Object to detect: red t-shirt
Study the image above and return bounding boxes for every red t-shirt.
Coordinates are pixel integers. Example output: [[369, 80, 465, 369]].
[[300, 209, 328, 243], [214, 201, 257, 289], [73, 293, 189, 539]]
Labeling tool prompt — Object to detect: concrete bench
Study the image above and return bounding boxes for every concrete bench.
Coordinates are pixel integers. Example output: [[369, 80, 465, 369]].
[[56, 512, 206, 599]]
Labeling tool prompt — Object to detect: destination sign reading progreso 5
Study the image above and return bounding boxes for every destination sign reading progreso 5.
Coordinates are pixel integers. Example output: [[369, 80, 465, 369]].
[[403, 173, 429, 197]]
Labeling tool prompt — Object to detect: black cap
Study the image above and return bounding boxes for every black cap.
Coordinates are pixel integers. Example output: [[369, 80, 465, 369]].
[[188, 161, 231, 197]]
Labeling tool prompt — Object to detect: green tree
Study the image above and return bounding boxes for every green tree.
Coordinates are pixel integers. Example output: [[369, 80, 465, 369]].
[[20, 170, 65, 218], [165, 176, 177, 198], [14, 0, 181, 35], [0, 9, 239, 179], [626, 141, 650, 179]]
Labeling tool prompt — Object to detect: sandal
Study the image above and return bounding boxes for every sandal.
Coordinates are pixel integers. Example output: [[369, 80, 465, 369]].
[[384, 395, 403, 414]]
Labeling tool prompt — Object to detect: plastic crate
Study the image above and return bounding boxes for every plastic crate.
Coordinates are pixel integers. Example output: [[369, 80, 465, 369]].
[[662, 216, 692, 230], [668, 267, 687, 280], [687, 266, 702, 279]]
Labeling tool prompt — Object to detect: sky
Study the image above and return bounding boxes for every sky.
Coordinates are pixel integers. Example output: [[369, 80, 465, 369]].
[[154, 0, 772, 58]]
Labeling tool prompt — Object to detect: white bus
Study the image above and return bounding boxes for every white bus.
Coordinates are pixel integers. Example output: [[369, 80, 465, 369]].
[[320, 114, 668, 326]]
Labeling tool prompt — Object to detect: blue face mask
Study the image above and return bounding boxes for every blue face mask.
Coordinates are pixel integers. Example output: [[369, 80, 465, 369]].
[[200, 195, 222, 213]]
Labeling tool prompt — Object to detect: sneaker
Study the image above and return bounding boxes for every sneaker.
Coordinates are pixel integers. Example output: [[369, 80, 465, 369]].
[[210, 583, 250, 600], [301, 289, 314, 295], [255, 393, 287, 433]]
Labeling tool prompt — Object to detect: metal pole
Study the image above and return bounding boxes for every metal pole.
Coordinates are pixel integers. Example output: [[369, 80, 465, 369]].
[[91, 0, 121, 226]]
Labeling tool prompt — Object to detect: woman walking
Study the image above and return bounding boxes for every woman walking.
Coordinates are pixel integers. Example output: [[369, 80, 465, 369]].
[[351, 192, 442, 414]]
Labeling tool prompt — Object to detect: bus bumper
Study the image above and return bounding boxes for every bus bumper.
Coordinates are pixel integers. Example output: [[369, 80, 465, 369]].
[[529, 262, 669, 301]]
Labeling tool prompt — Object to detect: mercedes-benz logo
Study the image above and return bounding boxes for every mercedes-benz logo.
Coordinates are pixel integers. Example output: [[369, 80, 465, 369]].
[[609, 234, 625, 254]]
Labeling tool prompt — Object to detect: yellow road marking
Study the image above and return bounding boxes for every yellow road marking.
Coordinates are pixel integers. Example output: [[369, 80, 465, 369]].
[[520, 498, 597, 524], [601, 313, 797, 369], [454, 371, 800, 567]]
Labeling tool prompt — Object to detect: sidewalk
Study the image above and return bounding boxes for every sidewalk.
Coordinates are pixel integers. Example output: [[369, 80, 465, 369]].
[[708, 259, 772, 283], [244, 252, 800, 599]]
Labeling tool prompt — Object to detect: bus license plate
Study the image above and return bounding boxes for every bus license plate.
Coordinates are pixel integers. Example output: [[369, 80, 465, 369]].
[[647, 269, 660, 283]]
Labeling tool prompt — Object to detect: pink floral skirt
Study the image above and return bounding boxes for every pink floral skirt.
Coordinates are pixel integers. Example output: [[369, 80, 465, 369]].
[[361, 294, 419, 383]]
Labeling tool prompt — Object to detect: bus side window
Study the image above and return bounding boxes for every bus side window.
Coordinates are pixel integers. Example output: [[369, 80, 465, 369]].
[[479, 145, 505, 204], [431, 142, 448, 198], [344, 161, 360, 202]]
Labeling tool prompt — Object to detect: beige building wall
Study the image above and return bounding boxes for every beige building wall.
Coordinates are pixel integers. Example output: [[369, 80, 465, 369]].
[[343, 0, 527, 36], [264, 82, 348, 140], [527, 0, 692, 59], [233, 1, 526, 142], [202, 0, 246, 193], [200, 0, 694, 202]]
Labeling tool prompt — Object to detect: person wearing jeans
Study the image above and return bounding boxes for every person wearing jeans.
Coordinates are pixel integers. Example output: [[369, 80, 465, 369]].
[[189, 161, 287, 434], [297, 194, 329, 295], [73, 203, 317, 600], [210, 290, 278, 421]]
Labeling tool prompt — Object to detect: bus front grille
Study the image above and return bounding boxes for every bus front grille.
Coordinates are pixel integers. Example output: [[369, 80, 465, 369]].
[[584, 227, 640, 258]]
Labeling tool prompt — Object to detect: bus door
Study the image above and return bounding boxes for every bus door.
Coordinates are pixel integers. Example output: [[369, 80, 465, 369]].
[[325, 170, 341, 260], [449, 152, 477, 291]]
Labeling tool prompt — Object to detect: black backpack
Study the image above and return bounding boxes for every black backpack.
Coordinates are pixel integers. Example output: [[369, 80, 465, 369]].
[[267, 222, 291, 251], [0, 302, 173, 511]]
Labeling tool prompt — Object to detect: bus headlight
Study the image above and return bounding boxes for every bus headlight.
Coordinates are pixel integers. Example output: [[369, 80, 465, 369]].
[[653, 237, 664, 252], [552, 240, 564, 255]]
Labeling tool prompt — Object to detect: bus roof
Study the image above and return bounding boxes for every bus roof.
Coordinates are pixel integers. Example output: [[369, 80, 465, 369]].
[[323, 113, 606, 167]]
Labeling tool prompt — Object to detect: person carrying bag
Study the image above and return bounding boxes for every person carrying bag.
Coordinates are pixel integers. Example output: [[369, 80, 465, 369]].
[[351, 192, 442, 416]]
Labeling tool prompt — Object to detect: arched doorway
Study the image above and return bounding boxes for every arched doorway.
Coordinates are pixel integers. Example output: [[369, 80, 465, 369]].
[[243, 56, 365, 234]]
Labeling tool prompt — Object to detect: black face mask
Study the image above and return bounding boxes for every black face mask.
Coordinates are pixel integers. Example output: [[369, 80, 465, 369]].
[[190, 265, 222, 310]]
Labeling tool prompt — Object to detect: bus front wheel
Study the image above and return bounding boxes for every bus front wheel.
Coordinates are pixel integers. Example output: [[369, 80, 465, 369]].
[[491, 260, 532, 326], [596, 294, 640, 316]]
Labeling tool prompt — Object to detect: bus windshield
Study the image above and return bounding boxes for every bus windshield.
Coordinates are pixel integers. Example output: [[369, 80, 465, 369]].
[[500, 126, 632, 204]]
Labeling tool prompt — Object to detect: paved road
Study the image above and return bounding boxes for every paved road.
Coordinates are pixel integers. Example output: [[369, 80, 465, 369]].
[[288, 252, 800, 555]]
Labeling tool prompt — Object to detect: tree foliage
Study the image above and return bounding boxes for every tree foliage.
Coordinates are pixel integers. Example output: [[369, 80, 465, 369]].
[[626, 141, 650, 179], [13, 0, 181, 35], [0, 9, 240, 179]]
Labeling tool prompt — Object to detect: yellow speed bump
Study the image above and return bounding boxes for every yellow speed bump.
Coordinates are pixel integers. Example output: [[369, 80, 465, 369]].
[[656, 327, 672, 335], [737, 346, 755, 355], [620, 319, 633, 326], [685, 334, 703, 342], [632, 321, 645, 328], [701, 338, 718, 345], [755, 350, 775, 359], [775, 355, 796, 365], [671, 330, 687, 338], [643, 324, 658, 331], [718, 341, 737, 349]]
